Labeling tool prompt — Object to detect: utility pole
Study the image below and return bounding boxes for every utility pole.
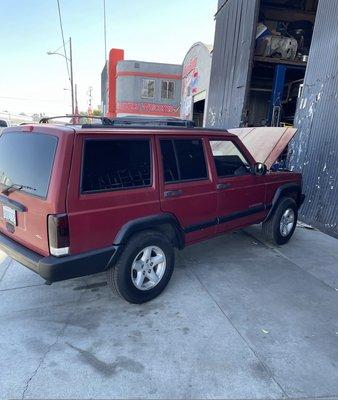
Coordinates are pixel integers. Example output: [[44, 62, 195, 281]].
[[69, 37, 75, 115], [74, 83, 79, 123], [75, 84, 79, 114]]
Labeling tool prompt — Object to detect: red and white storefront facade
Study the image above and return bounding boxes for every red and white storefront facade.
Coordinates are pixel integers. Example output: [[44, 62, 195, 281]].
[[102, 49, 182, 118]]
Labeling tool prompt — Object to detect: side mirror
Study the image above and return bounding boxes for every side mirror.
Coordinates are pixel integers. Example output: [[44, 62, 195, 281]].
[[0, 120, 8, 128], [253, 162, 267, 176]]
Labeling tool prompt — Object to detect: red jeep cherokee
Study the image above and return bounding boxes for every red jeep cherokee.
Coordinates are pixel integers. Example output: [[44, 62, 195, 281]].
[[0, 122, 304, 303]]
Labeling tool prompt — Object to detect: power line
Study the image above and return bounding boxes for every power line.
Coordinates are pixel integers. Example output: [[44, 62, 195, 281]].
[[56, 0, 70, 81]]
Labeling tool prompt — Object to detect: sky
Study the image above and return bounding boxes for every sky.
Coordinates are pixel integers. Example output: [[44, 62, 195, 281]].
[[0, 0, 217, 116]]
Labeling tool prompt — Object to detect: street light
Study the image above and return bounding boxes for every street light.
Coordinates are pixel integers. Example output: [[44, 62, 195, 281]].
[[47, 37, 75, 115]]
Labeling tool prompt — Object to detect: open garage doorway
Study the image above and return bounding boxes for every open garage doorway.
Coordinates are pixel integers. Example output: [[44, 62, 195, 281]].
[[192, 98, 205, 127], [247, 0, 318, 128]]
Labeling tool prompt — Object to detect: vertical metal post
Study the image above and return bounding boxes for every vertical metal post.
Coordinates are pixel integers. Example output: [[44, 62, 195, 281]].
[[69, 37, 75, 115], [74, 84, 79, 124], [268, 64, 287, 126], [74, 84, 78, 114]]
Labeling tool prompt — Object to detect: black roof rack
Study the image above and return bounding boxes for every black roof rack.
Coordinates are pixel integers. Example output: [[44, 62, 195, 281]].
[[110, 116, 195, 128], [82, 116, 195, 129], [39, 115, 113, 125]]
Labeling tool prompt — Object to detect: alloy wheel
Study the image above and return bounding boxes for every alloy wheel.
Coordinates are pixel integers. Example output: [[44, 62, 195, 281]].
[[131, 246, 166, 291], [280, 208, 295, 237]]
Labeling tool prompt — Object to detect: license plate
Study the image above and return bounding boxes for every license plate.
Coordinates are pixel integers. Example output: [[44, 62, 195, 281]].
[[2, 205, 17, 226]]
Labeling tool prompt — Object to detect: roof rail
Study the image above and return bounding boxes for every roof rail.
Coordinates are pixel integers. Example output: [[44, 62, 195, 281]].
[[38, 115, 196, 129], [39, 115, 113, 125]]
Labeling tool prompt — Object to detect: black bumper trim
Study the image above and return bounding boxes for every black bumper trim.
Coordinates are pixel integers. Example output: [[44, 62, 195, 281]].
[[0, 232, 117, 282]]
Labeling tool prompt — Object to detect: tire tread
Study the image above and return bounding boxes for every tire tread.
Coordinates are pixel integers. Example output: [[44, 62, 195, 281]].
[[262, 197, 298, 245], [106, 230, 174, 303]]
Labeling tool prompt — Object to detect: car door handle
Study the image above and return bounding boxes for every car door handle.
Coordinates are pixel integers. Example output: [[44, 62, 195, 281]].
[[164, 190, 184, 198], [217, 183, 232, 190]]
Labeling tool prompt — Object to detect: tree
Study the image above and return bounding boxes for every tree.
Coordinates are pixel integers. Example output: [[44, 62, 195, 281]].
[[92, 109, 101, 116]]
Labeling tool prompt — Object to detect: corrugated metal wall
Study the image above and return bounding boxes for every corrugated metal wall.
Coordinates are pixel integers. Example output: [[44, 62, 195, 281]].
[[206, 0, 259, 129], [289, 0, 338, 238]]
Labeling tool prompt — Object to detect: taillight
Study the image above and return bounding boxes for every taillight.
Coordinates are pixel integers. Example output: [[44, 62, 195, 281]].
[[48, 214, 70, 257]]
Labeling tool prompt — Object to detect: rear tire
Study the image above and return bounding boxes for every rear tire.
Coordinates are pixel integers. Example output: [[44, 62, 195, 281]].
[[262, 197, 298, 245], [106, 230, 175, 303]]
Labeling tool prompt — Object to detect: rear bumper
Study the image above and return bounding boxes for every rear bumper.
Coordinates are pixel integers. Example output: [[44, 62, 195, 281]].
[[0, 232, 117, 282]]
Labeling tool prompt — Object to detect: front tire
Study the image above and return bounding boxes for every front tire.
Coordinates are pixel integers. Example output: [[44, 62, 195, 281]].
[[262, 197, 298, 245], [106, 230, 175, 303]]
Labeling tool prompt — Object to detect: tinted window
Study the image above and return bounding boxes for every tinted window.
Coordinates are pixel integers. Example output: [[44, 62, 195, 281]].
[[160, 139, 207, 183], [210, 140, 250, 177], [0, 132, 57, 198], [160, 139, 179, 182], [82, 139, 151, 193]]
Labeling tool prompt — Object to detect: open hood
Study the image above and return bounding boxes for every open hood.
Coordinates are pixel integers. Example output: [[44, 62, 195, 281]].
[[229, 127, 297, 169]]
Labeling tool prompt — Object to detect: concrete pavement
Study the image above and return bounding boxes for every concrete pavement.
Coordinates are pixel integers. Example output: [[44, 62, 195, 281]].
[[0, 225, 337, 399]]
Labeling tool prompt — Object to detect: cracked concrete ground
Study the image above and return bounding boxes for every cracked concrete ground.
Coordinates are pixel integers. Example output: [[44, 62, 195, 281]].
[[0, 226, 338, 399]]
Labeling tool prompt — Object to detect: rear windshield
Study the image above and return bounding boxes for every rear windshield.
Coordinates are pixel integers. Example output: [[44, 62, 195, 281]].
[[0, 132, 57, 198]]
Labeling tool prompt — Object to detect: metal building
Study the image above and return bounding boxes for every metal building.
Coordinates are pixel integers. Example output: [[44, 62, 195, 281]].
[[206, 0, 258, 129], [180, 42, 213, 126], [206, 0, 337, 237], [289, 0, 338, 238]]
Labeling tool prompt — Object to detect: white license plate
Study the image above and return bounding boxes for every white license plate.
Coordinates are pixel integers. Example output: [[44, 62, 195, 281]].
[[2, 205, 17, 225]]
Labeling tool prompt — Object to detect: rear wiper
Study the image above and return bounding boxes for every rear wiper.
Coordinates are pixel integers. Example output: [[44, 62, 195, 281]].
[[1, 183, 36, 196]]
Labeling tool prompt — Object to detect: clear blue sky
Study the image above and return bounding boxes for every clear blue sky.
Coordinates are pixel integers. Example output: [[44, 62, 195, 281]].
[[0, 0, 216, 115]]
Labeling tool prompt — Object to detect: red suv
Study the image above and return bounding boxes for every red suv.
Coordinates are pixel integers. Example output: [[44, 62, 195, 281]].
[[0, 123, 304, 303]]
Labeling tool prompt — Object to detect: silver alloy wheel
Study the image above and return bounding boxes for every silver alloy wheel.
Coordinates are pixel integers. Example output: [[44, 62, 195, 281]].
[[280, 208, 295, 237], [131, 246, 166, 291]]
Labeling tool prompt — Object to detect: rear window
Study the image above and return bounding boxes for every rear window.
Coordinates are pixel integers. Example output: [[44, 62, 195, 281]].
[[0, 132, 57, 198], [81, 139, 151, 193]]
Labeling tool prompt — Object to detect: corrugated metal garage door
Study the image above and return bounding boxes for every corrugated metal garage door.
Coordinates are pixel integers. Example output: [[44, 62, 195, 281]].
[[288, 0, 338, 238], [206, 0, 259, 129]]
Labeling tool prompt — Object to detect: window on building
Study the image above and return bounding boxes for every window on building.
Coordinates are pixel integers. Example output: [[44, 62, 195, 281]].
[[141, 79, 155, 99], [161, 81, 175, 99], [82, 139, 151, 193], [160, 139, 208, 183], [210, 140, 250, 177]]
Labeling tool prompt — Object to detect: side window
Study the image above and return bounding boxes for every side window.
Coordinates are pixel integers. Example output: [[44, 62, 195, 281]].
[[161, 81, 175, 99], [141, 79, 155, 99], [82, 139, 151, 193], [160, 139, 208, 183], [210, 140, 250, 177]]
